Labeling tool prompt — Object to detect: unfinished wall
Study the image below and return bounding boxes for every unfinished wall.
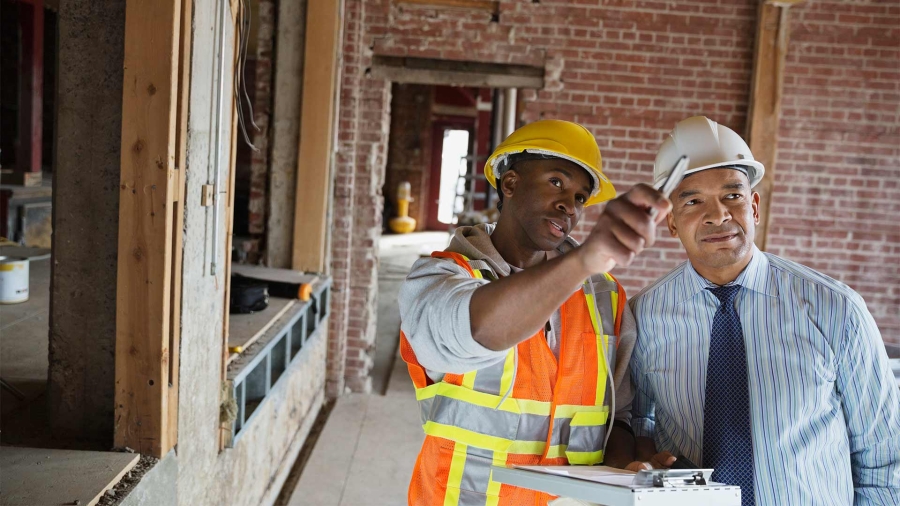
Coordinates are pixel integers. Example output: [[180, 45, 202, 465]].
[[170, 0, 328, 504], [326, 0, 363, 395], [48, 0, 125, 445], [265, 0, 306, 268], [331, 0, 900, 384]]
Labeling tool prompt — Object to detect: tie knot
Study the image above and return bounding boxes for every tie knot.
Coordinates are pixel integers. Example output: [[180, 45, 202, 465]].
[[708, 284, 741, 304]]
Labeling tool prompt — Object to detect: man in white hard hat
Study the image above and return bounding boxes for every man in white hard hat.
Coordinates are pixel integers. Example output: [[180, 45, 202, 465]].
[[627, 116, 900, 505]]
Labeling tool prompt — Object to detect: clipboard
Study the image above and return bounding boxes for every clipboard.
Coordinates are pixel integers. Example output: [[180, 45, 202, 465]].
[[491, 465, 741, 506]]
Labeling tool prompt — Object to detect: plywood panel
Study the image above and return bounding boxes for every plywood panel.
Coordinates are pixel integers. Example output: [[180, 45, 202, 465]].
[[292, 0, 342, 273]]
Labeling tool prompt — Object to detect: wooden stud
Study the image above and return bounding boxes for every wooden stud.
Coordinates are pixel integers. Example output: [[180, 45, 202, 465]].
[[219, 0, 241, 450], [166, 0, 193, 454], [115, 0, 183, 458], [370, 55, 544, 89], [747, 0, 803, 250], [291, 0, 342, 273]]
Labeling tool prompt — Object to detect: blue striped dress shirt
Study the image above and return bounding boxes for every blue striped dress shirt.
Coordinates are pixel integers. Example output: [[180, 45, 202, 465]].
[[629, 246, 900, 505]]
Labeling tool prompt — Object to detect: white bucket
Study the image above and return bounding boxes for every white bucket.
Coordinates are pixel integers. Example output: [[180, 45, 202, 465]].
[[0, 256, 30, 304]]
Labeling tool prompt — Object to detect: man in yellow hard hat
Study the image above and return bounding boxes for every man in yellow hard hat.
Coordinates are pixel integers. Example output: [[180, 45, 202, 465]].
[[398, 119, 673, 505]]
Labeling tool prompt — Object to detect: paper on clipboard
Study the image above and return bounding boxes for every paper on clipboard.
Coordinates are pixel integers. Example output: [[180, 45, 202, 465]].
[[511, 466, 639, 488]]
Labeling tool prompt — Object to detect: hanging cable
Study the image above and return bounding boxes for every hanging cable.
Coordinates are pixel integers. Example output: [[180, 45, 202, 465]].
[[234, 0, 260, 151]]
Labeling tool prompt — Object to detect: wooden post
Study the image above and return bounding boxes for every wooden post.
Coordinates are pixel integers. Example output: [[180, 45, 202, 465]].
[[166, 0, 193, 453], [15, 0, 44, 185], [747, 0, 803, 250], [291, 0, 342, 273], [115, 0, 183, 458]]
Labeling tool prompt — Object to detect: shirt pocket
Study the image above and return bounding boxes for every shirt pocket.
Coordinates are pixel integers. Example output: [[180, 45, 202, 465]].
[[564, 411, 608, 465]]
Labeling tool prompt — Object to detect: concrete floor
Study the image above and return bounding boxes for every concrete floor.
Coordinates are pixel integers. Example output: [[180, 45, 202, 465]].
[[288, 231, 448, 505], [1, 257, 51, 416], [371, 232, 450, 393]]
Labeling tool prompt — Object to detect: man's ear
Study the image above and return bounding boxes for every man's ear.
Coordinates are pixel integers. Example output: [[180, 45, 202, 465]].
[[751, 191, 760, 225], [500, 170, 519, 201], [666, 211, 678, 238]]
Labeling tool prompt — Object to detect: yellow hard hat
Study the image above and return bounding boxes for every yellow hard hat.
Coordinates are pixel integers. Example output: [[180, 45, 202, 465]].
[[484, 119, 616, 206]]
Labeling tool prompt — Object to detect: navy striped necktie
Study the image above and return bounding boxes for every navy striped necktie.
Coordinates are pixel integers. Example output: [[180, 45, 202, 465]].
[[703, 284, 755, 506]]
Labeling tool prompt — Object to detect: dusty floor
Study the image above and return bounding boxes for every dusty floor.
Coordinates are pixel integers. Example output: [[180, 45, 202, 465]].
[[370, 232, 449, 394], [1, 257, 60, 449], [0, 256, 50, 415]]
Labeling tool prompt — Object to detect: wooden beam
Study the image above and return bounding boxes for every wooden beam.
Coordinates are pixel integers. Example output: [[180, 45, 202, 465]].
[[292, 0, 342, 273], [115, 0, 182, 458], [747, 0, 803, 250], [370, 55, 544, 89], [165, 0, 193, 453], [396, 0, 499, 13]]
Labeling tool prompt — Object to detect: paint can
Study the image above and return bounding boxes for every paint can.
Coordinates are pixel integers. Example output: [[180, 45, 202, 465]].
[[0, 256, 30, 304]]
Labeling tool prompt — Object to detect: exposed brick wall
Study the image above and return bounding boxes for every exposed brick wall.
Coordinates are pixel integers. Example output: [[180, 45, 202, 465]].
[[327, 0, 363, 396], [384, 83, 435, 231], [330, 0, 899, 392], [767, 1, 900, 343]]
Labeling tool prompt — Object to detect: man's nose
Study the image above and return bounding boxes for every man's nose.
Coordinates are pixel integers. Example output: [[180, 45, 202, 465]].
[[703, 200, 731, 226]]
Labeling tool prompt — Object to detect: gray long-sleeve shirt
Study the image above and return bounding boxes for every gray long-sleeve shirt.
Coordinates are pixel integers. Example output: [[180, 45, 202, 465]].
[[398, 223, 636, 424]]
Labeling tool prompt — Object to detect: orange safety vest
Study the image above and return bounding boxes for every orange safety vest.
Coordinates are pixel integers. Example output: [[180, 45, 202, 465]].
[[401, 251, 625, 506]]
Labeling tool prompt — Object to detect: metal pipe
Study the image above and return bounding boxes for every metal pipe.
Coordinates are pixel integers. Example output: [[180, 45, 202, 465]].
[[503, 88, 517, 137], [210, 0, 229, 276], [491, 89, 504, 149]]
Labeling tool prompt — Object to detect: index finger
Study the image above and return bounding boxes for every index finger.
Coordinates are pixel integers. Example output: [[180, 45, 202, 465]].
[[624, 183, 672, 223]]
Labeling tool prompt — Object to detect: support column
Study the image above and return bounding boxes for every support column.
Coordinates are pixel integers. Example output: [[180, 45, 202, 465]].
[[49, 0, 126, 445], [747, 0, 803, 250], [14, 0, 44, 186]]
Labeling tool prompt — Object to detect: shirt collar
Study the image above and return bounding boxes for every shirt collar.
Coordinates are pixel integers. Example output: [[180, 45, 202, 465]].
[[680, 246, 778, 303]]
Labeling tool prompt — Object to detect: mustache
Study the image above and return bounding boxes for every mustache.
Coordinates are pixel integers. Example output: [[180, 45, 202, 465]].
[[700, 225, 742, 237]]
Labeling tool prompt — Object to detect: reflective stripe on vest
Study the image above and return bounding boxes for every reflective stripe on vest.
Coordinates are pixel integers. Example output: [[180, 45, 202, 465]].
[[406, 251, 621, 504]]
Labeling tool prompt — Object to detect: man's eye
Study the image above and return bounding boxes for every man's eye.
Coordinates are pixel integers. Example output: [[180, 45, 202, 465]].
[[576, 195, 586, 204], [685, 199, 699, 206], [725, 193, 742, 200], [550, 178, 562, 188]]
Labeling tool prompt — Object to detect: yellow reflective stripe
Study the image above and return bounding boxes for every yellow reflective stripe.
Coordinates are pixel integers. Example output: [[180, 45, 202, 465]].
[[498, 351, 515, 398], [565, 450, 604, 465], [424, 422, 546, 455], [516, 398, 551, 416], [471, 269, 484, 279], [570, 411, 609, 427], [583, 285, 602, 337], [444, 443, 468, 506], [416, 382, 552, 416], [596, 333, 608, 406], [554, 404, 609, 419], [605, 272, 619, 315], [508, 440, 545, 455], [485, 451, 507, 505], [545, 444, 568, 459], [583, 283, 609, 406], [425, 422, 512, 453], [461, 371, 477, 390]]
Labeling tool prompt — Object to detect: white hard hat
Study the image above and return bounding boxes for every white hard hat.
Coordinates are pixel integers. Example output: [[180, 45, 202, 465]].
[[654, 116, 764, 188]]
